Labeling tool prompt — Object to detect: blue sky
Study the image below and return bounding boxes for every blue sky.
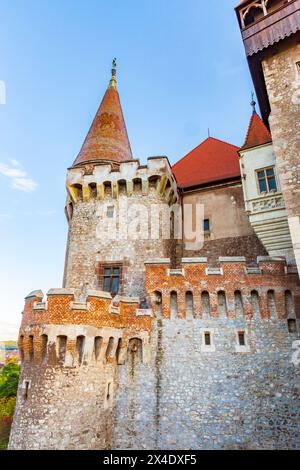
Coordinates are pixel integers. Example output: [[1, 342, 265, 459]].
[[0, 0, 254, 340]]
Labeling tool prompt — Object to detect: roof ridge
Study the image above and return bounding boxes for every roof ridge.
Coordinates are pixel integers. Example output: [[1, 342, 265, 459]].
[[241, 112, 272, 151], [172, 136, 239, 169]]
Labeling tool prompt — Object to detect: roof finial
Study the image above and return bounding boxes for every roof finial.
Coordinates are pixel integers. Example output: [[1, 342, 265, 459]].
[[109, 58, 117, 88], [251, 92, 257, 114]]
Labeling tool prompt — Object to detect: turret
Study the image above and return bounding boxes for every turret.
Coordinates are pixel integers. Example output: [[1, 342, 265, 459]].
[[63, 61, 178, 300], [239, 100, 294, 263]]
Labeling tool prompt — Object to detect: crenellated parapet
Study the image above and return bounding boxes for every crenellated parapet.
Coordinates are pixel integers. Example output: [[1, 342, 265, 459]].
[[145, 256, 300, 321], [18, 289, 153, 368], [66, 157, 179, 208]]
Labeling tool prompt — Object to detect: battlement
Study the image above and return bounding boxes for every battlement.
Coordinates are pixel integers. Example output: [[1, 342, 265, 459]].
[[22, 288, 152, 328], [145, 257, 300, 320], [18, 289, 153, 368], [66, 156, 179, 206]]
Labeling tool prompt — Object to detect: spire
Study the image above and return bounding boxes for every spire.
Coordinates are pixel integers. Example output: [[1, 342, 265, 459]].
[[251, 92, 257, 114], [109, 58, 117, 89], [72, 59, 133, 167], [241, 106, 272, 151]]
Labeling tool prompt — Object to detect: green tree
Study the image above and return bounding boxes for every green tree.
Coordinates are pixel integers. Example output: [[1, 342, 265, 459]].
[[0, 362, 20, 399]]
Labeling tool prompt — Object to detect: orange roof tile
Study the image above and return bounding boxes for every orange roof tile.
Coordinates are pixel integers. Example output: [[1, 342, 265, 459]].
[[172, 137, 241, 189], [241, 112, 272, 151], [73, 67, 132, 167]]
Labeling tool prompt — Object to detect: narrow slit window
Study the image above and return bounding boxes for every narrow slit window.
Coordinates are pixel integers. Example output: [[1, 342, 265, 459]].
[[288, 319, 297, 334], [204, 332, 211, 346], [107, 206, 114, 218], [24, 381, 30, 400], [238, 332, 246, 346], [203, 219, 210, 232]]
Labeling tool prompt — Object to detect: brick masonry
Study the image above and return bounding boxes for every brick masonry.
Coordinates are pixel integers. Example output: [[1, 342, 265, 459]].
[[9, 259, 300, 449]]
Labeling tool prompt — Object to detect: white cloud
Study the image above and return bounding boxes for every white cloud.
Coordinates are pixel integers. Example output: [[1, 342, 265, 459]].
[[0, 161, 37, 192], [9, 159, 21, 167]]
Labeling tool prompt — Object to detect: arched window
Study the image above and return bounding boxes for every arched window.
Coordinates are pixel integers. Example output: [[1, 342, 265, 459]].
[[148, 175, 160, 190], [106, 337, 115, 360], [153, 291, 162, 319], [72, 184, 83, 202], [128, 338, 143, 362], [29, 335, 34, 362], [89, 182, 97, 198], [19, 335, 24, 362], [251, 290, 261, 317], [265, 0, 286, 15], [94, 336, 103, 361], [133, 178, 142, 193], [103, 181, 112, 197], [116, 338, 123, 363], [285, 290, 294, 318], [267, 290, 277, 318], [185, 291, 194, 319], [243, 4, 264, 27], [217, 291, 228, 317], [118, 179, 127, 195], [234, 291, 244, 317], [201, 291, 211, 318], [40, 334, 48, 362], [57, 335, 67, 364], [170, 291, 178, 319], [76, 336, 85, 366]]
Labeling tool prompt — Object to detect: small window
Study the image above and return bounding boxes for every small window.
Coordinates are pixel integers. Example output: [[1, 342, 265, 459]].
[[24, 380, 30, 400], [256, 167, 277, 194], [107, 206, 114, 218], [203, 219, 210, 232], [288, 319, 297, 334], [107, 382, 111, 401], [238, 331, 246, 346], [105, 381, 113, 408], [204, 332, 211, 346], [100, 264, 121, 295]]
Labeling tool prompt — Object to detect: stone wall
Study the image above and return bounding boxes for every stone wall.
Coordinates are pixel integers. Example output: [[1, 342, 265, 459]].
[[183, 234, 268, 263], [64, 158, 178, 300], [9, 259, 300, 450], [262, 36, 300, 273], [113, 316, 300, 450], [8, 290, 152, 450]]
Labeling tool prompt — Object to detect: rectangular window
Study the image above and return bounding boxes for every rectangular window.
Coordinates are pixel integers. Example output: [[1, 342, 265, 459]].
[[24, 380, 30, 400], [107, 206, 114, 218], [97, 263, 122, 296], [256, 167, 277, 194], [203, 219, 210, 232], [204, 332, 211, 346], [238, 331, 246, 346]]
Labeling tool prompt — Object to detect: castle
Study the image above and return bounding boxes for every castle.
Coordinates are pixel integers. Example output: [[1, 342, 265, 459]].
[[9, 0, 300, 450]]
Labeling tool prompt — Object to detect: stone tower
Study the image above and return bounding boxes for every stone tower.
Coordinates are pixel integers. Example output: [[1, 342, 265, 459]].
[[63, 60, 178, 300], [235, 0, 300, 273], [8, 63, 178, 450]]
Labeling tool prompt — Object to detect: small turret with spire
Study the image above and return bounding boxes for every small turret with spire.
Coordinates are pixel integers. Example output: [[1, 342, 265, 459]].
[[72, 58, 132, 166]]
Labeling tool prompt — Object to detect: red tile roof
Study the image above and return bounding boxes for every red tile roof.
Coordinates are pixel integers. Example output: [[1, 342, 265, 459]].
[[241, 112, 272, 151], [172, 137, 241, 189], [73, 79, 132, 167]]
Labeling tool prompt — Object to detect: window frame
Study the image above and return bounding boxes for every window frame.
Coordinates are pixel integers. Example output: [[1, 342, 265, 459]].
[[256, 166, 278, 194], [96, 262, 122, 296]]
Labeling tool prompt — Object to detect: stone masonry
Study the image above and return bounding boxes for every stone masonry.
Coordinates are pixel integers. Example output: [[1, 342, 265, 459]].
[[262, 36, 300, 275]]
